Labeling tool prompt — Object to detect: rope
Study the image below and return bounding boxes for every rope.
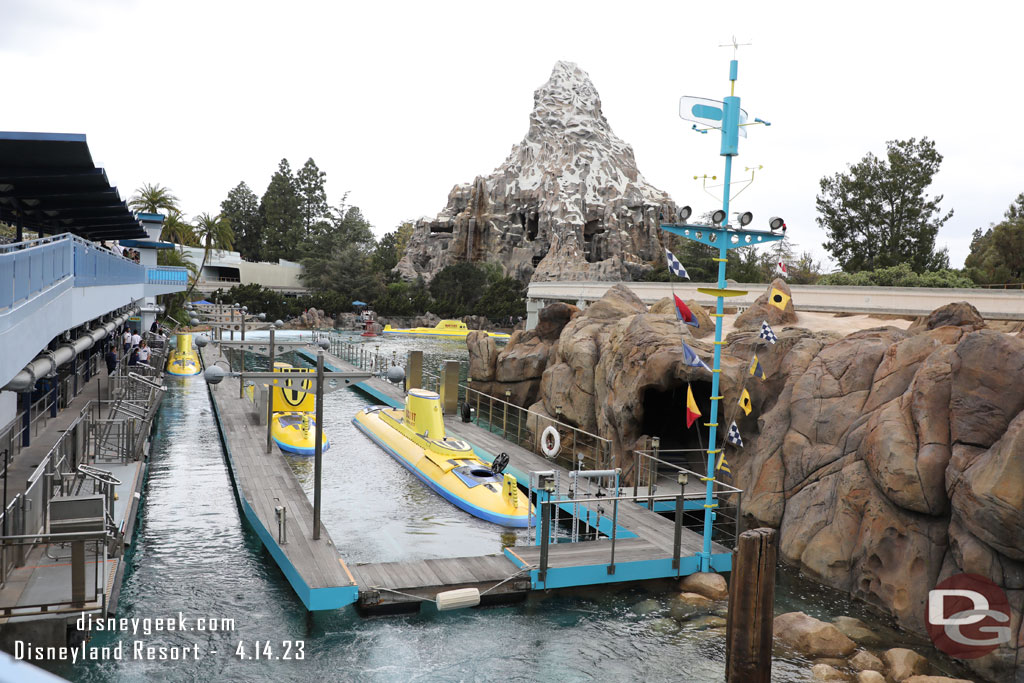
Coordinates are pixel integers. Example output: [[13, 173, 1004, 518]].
[[367, 565, 537, 603]]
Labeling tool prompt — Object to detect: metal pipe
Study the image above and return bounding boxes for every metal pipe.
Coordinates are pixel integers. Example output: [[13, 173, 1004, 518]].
[[313, 350, 324, 541], [3, 309, 137, 391]]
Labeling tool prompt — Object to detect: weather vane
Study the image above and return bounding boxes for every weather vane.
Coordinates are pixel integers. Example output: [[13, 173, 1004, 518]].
[[718, 35, 752, 60], [660, 46, 786, 573]]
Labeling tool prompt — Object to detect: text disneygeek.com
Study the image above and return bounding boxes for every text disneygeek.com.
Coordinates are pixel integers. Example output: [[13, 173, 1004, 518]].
[[8, 612, 310, 664]]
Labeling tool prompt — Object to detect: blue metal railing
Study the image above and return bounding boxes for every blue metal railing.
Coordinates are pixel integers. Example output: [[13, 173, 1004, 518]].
[[147, 267, 189, 285], [0, 233, 188, 311]]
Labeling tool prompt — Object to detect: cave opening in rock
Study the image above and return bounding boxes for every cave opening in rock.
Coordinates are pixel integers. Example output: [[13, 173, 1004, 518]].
[[526, 214, 539, 241], [430, 223, 453, 233], [583, 219, 607, 263], [640, 380, 714, 471]]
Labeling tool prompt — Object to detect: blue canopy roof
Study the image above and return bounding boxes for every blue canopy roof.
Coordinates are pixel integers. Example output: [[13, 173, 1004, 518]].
[[352, 300, 368, 306]]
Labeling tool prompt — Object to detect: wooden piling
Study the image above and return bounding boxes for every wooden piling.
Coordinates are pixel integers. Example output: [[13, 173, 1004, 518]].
[[406, 350, 423, 391], [725, 527, 777, 683], [439, 360, 459, 415]]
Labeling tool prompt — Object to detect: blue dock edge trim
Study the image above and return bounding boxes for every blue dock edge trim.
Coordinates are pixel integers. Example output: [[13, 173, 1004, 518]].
[[503, 547, 732, 590], [207, 382, 357, 610]]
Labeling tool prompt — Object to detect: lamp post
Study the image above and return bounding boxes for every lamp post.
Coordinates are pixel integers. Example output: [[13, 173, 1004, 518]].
[[661, 53, 783, 572]]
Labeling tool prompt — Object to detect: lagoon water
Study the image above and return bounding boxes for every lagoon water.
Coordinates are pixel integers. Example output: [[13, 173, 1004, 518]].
[[46, 333, 971, 682]]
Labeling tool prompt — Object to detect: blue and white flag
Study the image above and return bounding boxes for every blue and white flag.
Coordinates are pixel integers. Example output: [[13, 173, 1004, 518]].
[[759, 320, 778, 344], [727, 421, 743, 448], [665, 249, 690, 279], [682, 341, 711, 371]]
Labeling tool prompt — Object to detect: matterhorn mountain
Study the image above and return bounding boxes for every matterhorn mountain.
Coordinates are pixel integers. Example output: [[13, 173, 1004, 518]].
[[396, 61, 685, 283]]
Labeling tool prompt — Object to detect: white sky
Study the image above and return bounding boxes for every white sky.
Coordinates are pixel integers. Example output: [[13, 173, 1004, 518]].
[[3, 0, 1022, 270]]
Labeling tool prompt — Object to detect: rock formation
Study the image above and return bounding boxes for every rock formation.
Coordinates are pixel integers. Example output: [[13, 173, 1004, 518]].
[[466, 302, 577, 407], [733, 277, 798, 331], [465, 294, 1024, 682], [395, 61, 684, 285]]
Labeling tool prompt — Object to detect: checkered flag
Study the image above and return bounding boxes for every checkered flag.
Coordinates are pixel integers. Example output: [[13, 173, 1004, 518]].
[[727, 420, 743, 448], [664, 249, 690, 279], [759, 320, 778, 344]]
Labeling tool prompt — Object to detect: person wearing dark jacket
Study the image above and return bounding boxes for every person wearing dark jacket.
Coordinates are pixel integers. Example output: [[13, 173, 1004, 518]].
[[105, 348, 118, 375]]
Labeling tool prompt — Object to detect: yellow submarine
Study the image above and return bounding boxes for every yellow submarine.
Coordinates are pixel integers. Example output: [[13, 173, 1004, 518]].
[[381, 319, 510, 341], [269, 362, 330, 456], [353, 389, 529, 526], [165, 332, 201, 376]]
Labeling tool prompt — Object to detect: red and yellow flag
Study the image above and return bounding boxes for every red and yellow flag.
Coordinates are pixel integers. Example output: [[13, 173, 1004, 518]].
[[686, 384, 701, 428]]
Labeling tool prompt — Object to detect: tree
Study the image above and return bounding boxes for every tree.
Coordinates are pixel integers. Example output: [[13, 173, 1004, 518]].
[[180, 212, 233, 303], [964, 194, 1024, 285], [299, 204, 381, 304], [221, 182, 262, 262], [259, 159, 303, 262], [372, 222, 414, 276], [160, 210, 196, 249], [817, 137, 953, 273], [296, 158, 330, 246], [156, 247, 198, 323], [475, 276, 527, 319], [429, 262, 490, 317], [129, 182, 180, 215]]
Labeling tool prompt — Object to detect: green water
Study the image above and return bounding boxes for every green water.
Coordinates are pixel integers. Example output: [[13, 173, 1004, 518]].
[[37, 333, 973, 682]]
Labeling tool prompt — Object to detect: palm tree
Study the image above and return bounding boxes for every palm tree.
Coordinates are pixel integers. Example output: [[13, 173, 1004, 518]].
[[129, 183, 180, 215], [156, 248, 199, 322], [180, 212, 233, 303], [160, 210, 196, 249]]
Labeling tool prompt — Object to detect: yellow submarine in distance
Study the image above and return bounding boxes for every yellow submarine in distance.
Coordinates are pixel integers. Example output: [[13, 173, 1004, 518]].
[[381, 319, 510, 341], [269, 361, 330, 456], [165, 332, 201, 376], [353, 389, 529, 526]]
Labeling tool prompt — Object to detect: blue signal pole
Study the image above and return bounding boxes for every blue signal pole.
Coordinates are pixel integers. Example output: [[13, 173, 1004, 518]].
[[661, 57, 782, 572]]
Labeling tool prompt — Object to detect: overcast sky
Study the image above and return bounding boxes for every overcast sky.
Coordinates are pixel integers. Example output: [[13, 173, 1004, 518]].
[[3, 0, 1021, 269]]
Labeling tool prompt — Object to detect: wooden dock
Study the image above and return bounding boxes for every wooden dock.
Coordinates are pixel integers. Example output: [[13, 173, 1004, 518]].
[[302, 346, 731, 611], [203, 349, 358, 610]]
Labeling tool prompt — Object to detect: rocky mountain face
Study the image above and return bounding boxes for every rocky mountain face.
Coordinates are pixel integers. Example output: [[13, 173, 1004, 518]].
[[466, 290, 1024, 683], [395, 61, 683, 284]]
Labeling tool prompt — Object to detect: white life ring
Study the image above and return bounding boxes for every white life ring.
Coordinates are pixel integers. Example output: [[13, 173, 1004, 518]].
[[540, 425, 560, 458]]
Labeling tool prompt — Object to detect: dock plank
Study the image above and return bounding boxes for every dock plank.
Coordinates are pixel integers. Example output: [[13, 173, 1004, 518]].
[[203, 349, 350, 600]]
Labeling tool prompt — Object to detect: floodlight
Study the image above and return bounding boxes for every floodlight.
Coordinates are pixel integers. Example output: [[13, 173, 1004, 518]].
[[677, 205, 692, 222], [205, 366, 226, 385], [769, 216, 787, 232], [711, 210, 726, 226], [738, 211, 753, 227]]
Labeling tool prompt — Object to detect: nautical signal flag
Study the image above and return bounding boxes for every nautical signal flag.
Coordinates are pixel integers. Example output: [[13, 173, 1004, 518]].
[[777, 261, 788, 277], [738, 388, 752, 415], [749, 355, 766, 380], [685, 384, 701, 428], [665, 249, 690, 279], [726, 421, 743, 448], [759, 320, 778, 344], [682, 341, 711, 371], [769, 287, 791, 312], [674, 295, 699, 328], [716, 451, 732, 477]]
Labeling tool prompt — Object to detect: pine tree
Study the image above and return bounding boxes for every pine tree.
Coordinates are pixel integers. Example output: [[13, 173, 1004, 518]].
[[817, 137, 953, 273], [259, 159, 303, 262], [221, 182, 262, 261], [296, 158, 329, 244]]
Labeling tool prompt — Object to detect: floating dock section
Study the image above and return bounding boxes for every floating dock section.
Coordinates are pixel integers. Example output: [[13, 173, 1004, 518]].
[[202, 349, 358, 610], [296, 344, 734, 613]]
